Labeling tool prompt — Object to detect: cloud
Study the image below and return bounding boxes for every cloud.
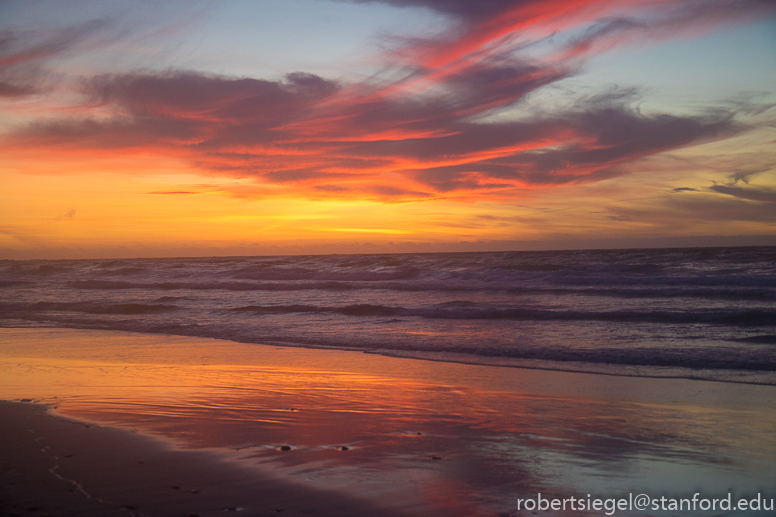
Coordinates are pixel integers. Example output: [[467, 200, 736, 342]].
[[147, 191, 199, 195], [355, 0, 775, 71], [729, 169, 767, 185], [0, 80, 38, 97], [555, 0, 776, 61], [672, 187, 698, 192], [2, 0, 771, 202], [0, 19, 112, 68], [0, 19, 115, 97], [604, 206, 650, 222], [707, 166, 776, 204], [348, 0, 516, 20], [5, 65, 741, 201], [669, 194, 776, 223], [710, 185, 776, 203]]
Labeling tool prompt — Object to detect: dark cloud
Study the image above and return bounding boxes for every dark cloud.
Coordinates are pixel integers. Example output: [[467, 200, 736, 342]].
[[552, 108, 735, 164], [15, 70, 341, 151], [89, 70, 339, 128], [0, 80, 38, 97], [395, 104, 736, 191], [710, 185, 776, 203], [672, 187, 698, 192], [346, 0, 520, 20], [729, 169, 767, 184]]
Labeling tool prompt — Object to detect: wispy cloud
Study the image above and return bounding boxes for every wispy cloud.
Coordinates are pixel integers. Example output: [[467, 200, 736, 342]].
[[710, 185, 776, 203], [2, 0, 773, 202], [147, 191, 199, 195], [0, 19, 116, 97]]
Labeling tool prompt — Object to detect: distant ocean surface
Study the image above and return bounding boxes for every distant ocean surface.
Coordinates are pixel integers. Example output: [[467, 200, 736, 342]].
[[2, 247, 775, 384]]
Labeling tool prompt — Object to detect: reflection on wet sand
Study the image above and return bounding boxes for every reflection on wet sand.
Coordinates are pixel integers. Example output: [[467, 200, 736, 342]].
[[1, 328, 775, 516]]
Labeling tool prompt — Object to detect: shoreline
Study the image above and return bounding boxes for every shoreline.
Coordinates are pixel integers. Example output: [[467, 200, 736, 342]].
[[3, 327, 775, 409], [2, 327, 775, 516], [363, 348, 776, 386], [4, 324, 774, 386]]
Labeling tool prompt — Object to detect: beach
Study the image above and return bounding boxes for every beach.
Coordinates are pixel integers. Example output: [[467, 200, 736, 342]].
[[2, 0, 775, 512], [1, 400, 415, 517], [2, 327, 775, 516]]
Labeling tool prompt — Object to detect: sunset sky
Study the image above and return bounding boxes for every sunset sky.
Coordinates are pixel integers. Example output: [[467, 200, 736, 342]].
[[1, 0, 775, 259]]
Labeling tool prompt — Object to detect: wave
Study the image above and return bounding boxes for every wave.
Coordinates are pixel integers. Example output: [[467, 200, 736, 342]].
[[153, 296, 192, 302], [229, 303, 776, 326], [99, 267, 147, 276], [63, 279, 775, 302], [231, 304, 399, 317], [0, 281, 34, 288], [0, 301, 179, 315], [0, 264, 74, 276], [232, 265, 420, 282], [66, 279, 360, 291], [404, 344, 776, 372], [4, 316, 770, 375], [510, 286, 776, 301], [733, 335, 776, 345]]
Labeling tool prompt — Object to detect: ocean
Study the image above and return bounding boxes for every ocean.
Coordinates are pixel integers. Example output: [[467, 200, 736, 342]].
[[2, 246, 775, 385]]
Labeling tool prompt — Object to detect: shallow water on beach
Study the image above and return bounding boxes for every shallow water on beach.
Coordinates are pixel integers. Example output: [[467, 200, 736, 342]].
[[2, 328, 775, 517], [1, 246, 775, 384]]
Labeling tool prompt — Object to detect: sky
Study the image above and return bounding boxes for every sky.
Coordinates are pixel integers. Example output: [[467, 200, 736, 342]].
[[1, 0, 775, 259]]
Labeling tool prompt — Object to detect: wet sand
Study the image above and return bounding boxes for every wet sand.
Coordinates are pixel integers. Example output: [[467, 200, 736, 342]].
[[1, 328, 775, 516], [0, 400, 417, 517]]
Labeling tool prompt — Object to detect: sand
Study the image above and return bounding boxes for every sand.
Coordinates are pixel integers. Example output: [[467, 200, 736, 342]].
[[0, 400, 416, 517], [1, 328, 775, 516]]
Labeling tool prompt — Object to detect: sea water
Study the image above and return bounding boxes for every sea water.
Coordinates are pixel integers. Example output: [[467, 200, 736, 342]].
[[1, 246, 774, 384]]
